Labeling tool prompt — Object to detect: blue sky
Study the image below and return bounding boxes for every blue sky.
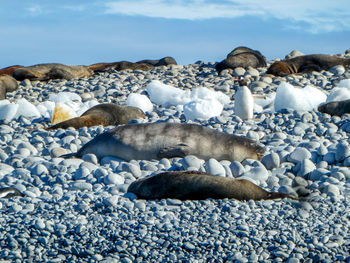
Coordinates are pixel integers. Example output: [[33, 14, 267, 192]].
[[0, 0, 349, 68]]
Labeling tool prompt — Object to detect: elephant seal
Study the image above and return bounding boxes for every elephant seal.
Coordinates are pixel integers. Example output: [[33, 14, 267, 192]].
[[318, 99, 350, 116], [0, 74, 18, 100], [216, 46, 267, 73], [127, 171, 297, 201], [266, 54, 350, 76], [47, 103, 146, 130], [13, 63, 93, 81], [0, 187, 24, 198], [64, 122, 265, 162], [0, 65, 23, 76]]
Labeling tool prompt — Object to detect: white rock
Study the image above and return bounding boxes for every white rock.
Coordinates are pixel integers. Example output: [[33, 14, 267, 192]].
[[183, 98, 223, 121], [127, 93, 153, 113], [14, 98, 41, 119], [147, 80, 190, 106], [274, 82, 326, 112], [0, 103, 18, 121]]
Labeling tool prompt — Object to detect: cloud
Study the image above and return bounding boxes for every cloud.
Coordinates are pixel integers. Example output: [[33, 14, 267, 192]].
[[104, 0, 350, 33], [26, 5, 44, 15]]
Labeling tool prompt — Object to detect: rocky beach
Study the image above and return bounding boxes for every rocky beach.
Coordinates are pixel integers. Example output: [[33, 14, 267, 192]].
[[0, 51, 350, 263]]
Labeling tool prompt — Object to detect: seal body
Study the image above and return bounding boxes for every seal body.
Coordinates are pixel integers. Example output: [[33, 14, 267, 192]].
[[267, 54, 350, 76], [127, 171, 295, 201], [318, 99, 350, 116], [89, 57, 177, 73], [216, 46, 267, 73], [72, 122, 265, 162], [47, 103, 145, 130], [234, 86, 254, 120], [89, 61, 153, 72], [0, 65, 23, 76], [0, 74, 18, 100], [13, 63, 93, 81]]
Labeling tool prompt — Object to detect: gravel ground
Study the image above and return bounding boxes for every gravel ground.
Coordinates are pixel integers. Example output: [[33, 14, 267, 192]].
[[0, 54, 350, 262]]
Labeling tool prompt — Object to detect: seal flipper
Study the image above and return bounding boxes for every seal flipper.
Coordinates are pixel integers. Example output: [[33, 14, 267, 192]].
[[59, 152, 77, 159], [157, 143, 191, 159]]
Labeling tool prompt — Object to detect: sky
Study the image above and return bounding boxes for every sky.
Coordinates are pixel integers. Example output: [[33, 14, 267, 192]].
[[0, 0, 349, 68]]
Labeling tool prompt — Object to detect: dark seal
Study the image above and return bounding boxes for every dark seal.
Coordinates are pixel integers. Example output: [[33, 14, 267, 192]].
[[89, 57, 177, 73], [0, 65, 23, 76], [318, 99, 350, 116], [216, 46, 267, 73], [47, 103, 145, 130], [127, 171, 297, 201], [267, 54, 350, 76], [13, 63, 93, 81]]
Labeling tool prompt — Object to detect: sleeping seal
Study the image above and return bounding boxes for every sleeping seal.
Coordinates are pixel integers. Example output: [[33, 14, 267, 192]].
[[47, 103, 145, 130], [267, 54, 350, 76], [0, 74, 18, 100], [318, 99, 350, 116], [65, 122, 265, 162], [216, 46, 267, 73], [127, 171, 297, 201], [0, 65, 23, 76], [13, 63, 93, 81]]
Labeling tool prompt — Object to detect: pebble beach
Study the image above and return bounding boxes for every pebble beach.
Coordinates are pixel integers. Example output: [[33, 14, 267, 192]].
[[0, 52, 350, 262]]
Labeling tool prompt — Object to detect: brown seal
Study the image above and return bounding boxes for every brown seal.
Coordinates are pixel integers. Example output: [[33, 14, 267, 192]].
[[318, 99, 350, 116], [267, 54, 350, 76], [64, 122, 265, 162], [216, 46, 267, 73], [47, 103, 145, 130], [127, 171, 297, 201], [13, 63, 93, 81], [89, 61, 153, 73], [0, 65, 23, 76], [0, 187, 24, 198], [0, 74, 18, 100], [137, 56, 177, 66]]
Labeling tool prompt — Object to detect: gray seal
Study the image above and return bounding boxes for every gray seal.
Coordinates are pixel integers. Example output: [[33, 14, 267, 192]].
[[127, 171, 297, 201], [47, 103, 145, 130], [65, 122, 265, 162]]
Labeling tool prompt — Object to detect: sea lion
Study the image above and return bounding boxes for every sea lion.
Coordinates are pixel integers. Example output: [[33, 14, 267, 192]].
[[47, 103, 146, 130], [64, 122, 265, 162], [266, 54, 350, 76], [137, 56, 177, 66], [0, 187, 24, 198], [318, 99, 350, 116], [216, 46, 267, 73], [13, 63, 93, 81], [0, 74, 18, 100], [89, 61, 153, 72], [127, 171, 297, 201], [0, 65, 23, 76]]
